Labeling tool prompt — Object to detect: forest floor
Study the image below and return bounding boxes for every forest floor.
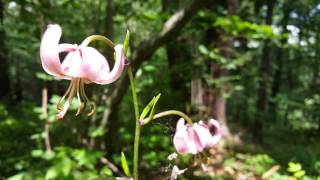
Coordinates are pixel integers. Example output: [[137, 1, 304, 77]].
[[191, 127, 320, 179]]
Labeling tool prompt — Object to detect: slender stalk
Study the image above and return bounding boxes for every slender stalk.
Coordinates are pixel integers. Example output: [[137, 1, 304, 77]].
[[128, 67, 140, 180], [80, 35, 115, 48], [141, 110, 193, 125]]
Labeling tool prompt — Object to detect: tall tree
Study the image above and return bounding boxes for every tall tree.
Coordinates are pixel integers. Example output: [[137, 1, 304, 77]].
[[163, 0, 191, 110], [253, 0, 276, 144], [102, 0, 211, 148], [269, 4, 290, 122], [206, 0, 238, 138]]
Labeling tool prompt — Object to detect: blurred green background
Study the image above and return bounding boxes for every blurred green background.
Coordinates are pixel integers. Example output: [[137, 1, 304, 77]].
[[0, 0, 319, 179]]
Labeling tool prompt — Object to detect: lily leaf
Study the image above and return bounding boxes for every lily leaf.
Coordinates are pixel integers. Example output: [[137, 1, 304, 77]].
[[121, 152, 131, 177]]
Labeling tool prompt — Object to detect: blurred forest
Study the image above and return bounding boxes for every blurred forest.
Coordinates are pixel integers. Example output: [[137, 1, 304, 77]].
[[0, 0, 320, 179]]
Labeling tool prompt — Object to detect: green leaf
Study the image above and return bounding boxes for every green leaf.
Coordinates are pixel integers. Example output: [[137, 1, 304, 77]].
[[31, 149, 44, 158], [121, 152, 131, 177], [36, 72, 54, 81], [45, 166, 60, 179], [198, 45, 208, 55], [88, 126, 106, 138], [123, 30, 130, 56], [7, 173, 28, 180], [100, 167, 113, 176], [287, 162, 302, 172], [294, 170, 305, 178], [142, 11, 159, 20], [61, 158, 73, 176]]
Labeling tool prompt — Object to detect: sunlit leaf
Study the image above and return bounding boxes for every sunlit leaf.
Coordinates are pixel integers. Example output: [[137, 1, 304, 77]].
[[121, 152, 131, 177]]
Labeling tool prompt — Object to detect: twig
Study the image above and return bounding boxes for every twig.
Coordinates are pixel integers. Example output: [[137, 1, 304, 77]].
[[42, 84, 52, 152], [100, 157, 124, 177], [262, 165, 280, 179]]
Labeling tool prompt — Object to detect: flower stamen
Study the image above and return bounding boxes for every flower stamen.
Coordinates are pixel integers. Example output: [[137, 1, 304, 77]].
[[56, 79, 74, 111], [57, 78, 77, 120], [75, 78, 84, 116], [79, 78, 96, 116]]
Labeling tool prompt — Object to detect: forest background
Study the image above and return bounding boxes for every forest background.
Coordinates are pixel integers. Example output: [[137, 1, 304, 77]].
[[0, 0, 319, 179]]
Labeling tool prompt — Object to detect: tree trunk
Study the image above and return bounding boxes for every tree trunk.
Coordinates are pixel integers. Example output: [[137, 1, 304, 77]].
[[253, 0, 275, 144], [166, 39, 192, 110], [163, 0, 191, 110], [269, 6, 290, 122], [206, 0, 238, 138], [105, 0, 113, 62], [101, 0, 120, 152], [191, 69, 204, 115], [0, 0, 10, 100]]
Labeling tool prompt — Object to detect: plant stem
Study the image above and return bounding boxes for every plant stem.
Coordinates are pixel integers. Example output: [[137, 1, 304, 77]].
[[128, 67, 140, 180], [142, 110, 193, 125], [80, 35, 115, 48]]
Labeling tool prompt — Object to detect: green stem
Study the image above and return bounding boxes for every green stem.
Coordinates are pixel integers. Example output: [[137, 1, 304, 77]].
[[80, 35, 115, 48], [128, 67, 140, 180], [142, 110, 193, 125]]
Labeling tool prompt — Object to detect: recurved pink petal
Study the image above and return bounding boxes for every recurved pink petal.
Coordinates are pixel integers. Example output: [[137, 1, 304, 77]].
[[78, 47, 110, 82], [58, 43, 78, 53], [193, 122, 213, 151], [173, 118, 197, 154], [61, 50, 83, 77], [40, 24, 65, 78], [208, 119, 221, 146], [93, 44, 125, 84]]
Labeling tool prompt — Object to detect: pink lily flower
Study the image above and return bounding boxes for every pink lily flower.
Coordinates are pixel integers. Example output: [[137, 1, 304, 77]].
[[173, 118, 221, 154], [40, 24, 126, 119]]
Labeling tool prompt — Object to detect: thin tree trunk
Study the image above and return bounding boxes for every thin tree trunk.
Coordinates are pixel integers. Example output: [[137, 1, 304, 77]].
[[105, 0, 113, 61], [0, 0, 10, 99], [166, 40, 191, 109], [162, 0, 191, 110], [191, 70, 204, 114], [269, 6, 290, 122], [253, 0, 275, 144], [100, 0, 120, 152], [42, 83, 52, 152]]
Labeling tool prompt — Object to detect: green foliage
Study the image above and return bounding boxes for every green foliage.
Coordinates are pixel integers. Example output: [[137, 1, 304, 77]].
[[8, 147, 112, 180], [214, 16, 277, 39], [121, 152, 131, 177], [287, 162, 306, 178], [223, 153, 275, 176]]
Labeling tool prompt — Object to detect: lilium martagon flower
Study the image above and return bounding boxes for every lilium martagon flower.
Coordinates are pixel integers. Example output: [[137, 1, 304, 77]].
[[173, 118, 221, 154], [40, 24, 126, 120]]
